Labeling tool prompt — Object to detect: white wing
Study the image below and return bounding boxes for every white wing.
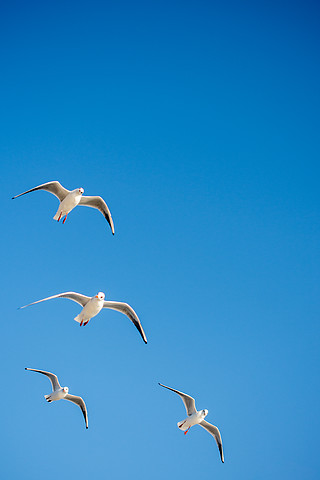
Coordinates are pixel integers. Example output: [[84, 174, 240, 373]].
[[158, 383, 196, 415], [103, 301, 147, 344], [64, 394, 89, 429], [25, 368, 61, 392], [20, 292, 91, 309], [199, 420, 224, 463], [12, 181, 69, 202], [79, 195, 115, 234]]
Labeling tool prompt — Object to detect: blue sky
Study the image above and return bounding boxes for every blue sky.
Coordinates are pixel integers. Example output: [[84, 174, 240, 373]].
[[1, 1, 319, 478]]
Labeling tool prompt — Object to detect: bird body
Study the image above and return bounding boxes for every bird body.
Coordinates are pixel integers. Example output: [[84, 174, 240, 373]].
[[45, 386, 69, 402], [53, 188, 84, 221], [177, 409, 208, 431], [74, 292, 105, 325]]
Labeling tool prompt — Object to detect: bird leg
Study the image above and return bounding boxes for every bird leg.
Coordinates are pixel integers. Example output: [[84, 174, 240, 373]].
[[57, 212, 62, 222], [80, 320, 84, 327], [83, 320, 90, 326], [184, 427, 190, 435], [62, 214, 68, 224]]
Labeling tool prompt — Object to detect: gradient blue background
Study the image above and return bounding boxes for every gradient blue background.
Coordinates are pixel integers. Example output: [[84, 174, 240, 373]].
[[1, 1, 319, 478]]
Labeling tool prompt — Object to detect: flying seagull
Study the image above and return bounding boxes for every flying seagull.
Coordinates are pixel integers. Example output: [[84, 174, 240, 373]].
[[158, 383, 224, 463], [25, 368, 88, 429], [20, 291, 147, 344], [12, 181, 115, 234]]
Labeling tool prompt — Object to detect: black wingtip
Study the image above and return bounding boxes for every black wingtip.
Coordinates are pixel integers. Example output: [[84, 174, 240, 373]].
[[25, 367, 28, 370], [11, 197, 15, 200]]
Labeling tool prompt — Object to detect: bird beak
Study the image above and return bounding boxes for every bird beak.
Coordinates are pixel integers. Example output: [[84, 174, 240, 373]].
[[95, 295, 99, 298]]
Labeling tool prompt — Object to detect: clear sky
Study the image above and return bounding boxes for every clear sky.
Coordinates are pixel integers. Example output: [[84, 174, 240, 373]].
[[1, 1, 319, 479]]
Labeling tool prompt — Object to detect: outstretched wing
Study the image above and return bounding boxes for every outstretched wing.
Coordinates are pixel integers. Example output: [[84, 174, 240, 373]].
[[103, 301, 147, 344], [64, 394, 89, 429], [20, 292, 91, 309], [25, 368, 61, 392], [12, 181, 69, 202], [158, 383, 196, 415], [199, 420, 224, 463], [79, 195, 115, 235]]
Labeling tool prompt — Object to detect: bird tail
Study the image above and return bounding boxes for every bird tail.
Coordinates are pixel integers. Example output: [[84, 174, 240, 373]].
[[177, 420, 187, 430], [44, 395, 52, 402], [53, 211, 60, 221], [74, 314, 81, 323]]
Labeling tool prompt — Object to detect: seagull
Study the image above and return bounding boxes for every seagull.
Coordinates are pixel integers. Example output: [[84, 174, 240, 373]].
[[25, 368, 88, 429], [20, 291, 147, 344], [158, 383, 224, 463], [12, 181, 115, 234]]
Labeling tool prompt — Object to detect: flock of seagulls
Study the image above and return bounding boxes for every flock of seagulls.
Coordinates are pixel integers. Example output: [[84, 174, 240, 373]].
[[13, 180, 224, 465]]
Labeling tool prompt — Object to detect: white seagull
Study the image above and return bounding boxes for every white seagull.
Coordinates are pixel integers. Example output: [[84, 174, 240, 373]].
[[20, 291, 147, 344], [159, 383, 224, 463], [25, 368, 88, 429], [12, 180, 115, 234]]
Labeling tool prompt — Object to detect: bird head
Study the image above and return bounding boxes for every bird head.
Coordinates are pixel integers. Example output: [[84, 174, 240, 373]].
[[202, 409, 208, 417], [95, 292, 105, 300], [78, 187, 84, 195], [63, 387, 69, 394]]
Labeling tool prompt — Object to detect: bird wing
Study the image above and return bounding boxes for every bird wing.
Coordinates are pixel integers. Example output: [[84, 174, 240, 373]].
[[64, 394, 89, 429], [103, 301, 147, 344], [25, 368, 61, 392], [12, 181, 69, 202], [158, 383, 196, 415], [199, 420, 224, 463], [79, 195, 115, 234], [19, 292, 91, 309]]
